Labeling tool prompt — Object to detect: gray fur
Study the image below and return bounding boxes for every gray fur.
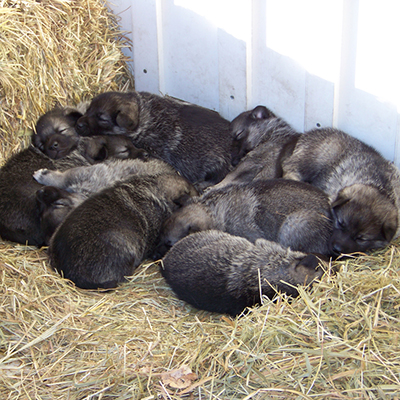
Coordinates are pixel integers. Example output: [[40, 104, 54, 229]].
[[0, 146, 89, 246], [48, 173, 198, 289], [213, 106, 300, 190], [161, 230, 325, 316], [155, 179, 333, 257], [76, 91, 233, 190], [33, 158, 193, 244], [281, 128, 400, 254]]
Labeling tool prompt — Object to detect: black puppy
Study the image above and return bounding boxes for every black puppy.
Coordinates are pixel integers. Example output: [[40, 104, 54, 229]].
[[76, 91, 233, 190], [162, 230, 325, 316]]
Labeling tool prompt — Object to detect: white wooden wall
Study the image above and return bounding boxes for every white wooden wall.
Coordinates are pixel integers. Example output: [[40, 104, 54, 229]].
[[110, 0, 400, 167]]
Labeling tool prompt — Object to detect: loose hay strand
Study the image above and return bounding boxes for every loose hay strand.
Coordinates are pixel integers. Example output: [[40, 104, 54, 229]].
[[3, 241, 399, 399]]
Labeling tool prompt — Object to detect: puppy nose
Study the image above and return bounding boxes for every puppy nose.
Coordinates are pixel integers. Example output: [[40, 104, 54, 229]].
[[331, 243, 343, 255], [76, 118, 89, 135], [50, 141, 59, 150]]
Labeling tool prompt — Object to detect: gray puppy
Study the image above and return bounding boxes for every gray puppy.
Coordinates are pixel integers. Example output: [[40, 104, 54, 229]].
[[76, 91, 233, 190], [213, 105, 300, 190], [161, 230, 324, 316], [155, 178, 333, 258], [0, 146, 89, 246], [281, 128, 400, 255], [48, 172, 198, 289], [33, 158, 194, 243]]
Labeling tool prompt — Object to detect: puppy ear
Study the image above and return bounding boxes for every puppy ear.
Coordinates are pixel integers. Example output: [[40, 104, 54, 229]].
[[36, 186, 62, 207], [294, 254, 324, 282], [63, 108, 83, 125], [251, 105, 275, 120], [115, 102, 139, 131], [331, 191, 350, 209]]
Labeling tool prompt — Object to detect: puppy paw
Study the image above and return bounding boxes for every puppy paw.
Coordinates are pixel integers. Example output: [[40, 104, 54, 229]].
[[33, 169, 63, 186]]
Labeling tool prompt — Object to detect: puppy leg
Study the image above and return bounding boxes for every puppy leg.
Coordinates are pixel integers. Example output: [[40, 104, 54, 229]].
[[33, 169, 68, 187]]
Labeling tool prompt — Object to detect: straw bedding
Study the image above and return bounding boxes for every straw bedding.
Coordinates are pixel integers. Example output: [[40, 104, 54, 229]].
[[1, 1, 400, 399]]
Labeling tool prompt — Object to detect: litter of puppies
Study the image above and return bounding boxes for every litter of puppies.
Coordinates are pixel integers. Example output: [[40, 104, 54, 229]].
[[1, 1, 400, 398], [2, 92, 400, 313]]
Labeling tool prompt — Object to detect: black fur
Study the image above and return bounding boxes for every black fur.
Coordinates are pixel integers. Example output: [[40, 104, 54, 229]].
[[76, 91, 233, 190], [161, 230, 324, 316], [0, 146, 89, 246]]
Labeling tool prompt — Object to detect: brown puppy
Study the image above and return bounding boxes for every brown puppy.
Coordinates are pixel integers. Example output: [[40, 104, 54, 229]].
[[76, 91, 233, 190], [32, 106, 84, 159], [48, 172, 198, 289], [281, 128, 400, 255], [32, 105, 148, 163], [161, 230, 325, 316]]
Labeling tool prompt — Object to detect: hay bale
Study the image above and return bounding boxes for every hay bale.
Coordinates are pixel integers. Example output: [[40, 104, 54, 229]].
[[1, 1, 400, 398], [0, 0, 134, 162]]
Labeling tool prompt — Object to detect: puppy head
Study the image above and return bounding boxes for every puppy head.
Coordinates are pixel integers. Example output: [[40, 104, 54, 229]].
[[230, 105, 276, 166], [32, 107, 82, 159], [329, 184, 398, 255], [154, 203, 213, 258], [156, 173, 199, 211], [36, 186, 82, 245], [76, 92, 140, 136]]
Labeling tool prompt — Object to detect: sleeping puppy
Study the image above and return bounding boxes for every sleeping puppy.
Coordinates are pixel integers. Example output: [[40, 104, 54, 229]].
[[155, 178, 333, 258], [161, 230, 325, 316], [81, 135, 149, 163], [33, 157, 193, 243], [76, 91, 233, 190], [281, 128, 400, 255], [32, 105, 148, 163], [48, 172, 198, 289], [32, 106, 84, 159], [0, 146, 89, 246], [211, 105, 300, 190]]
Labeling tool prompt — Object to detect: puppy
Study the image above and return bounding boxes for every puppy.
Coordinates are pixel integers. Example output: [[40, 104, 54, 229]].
[[227, 106, 300, 177], [32, 106, 84, 159], [281, 128, 400, 255], [0, 146, 89, 246], [161, 230, 324, 316], [81, 135, 149, 163], [33, 158, 192, 243], [48, 172, 199, 289], [36, 186, 85, 246], [76, 91, 233, 190], [211, 105, 300, 189], [32, 105, 148, 163], [155, 179, 333, 257]]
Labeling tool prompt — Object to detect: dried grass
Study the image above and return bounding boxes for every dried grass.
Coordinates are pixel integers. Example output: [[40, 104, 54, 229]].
[[0, 0, 134, 163], [1, 241, 400, 399], [1, 1, 400, 399]]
